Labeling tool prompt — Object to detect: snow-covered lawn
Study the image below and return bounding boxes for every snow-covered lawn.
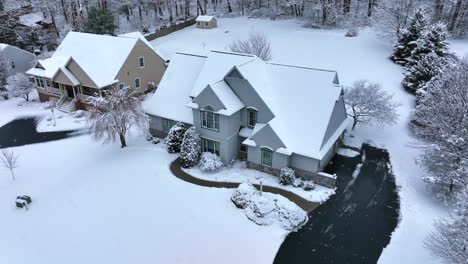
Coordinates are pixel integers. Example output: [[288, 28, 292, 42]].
[[0, 133, 287, 264], [151, 17, 468, 263], [35, 109, 88, 132], [0, 94, 47, 128], [184, 161, 334, 203]]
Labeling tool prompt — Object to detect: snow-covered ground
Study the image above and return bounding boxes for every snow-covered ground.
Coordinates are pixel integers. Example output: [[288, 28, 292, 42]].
[[0, 94, 47, 128], [184, 161, 335, 203], [151, 17, 468, 263], [0, 132, 288, 263]]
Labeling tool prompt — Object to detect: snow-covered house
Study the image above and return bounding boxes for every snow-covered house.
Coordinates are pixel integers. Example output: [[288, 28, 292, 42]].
[[18, 12, 52, 28], [196, 16, 217, 29], [144, 50, 351, 187], [0, 43, 36, 73], [26, 31, 167, 112]]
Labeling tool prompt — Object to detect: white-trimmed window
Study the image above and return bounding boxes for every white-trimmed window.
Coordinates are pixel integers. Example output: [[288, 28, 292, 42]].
[[135, 78, 140, 88], [162, 118, 177, 133], [118, 83, 124, 89], [139, 57, 145, 68], [45, 79, 51, 87], [247, 109, 257, 128], [35, 77, 45, 88], [261, 148, 273, 167], [201, 138, 220, 156], [201, 105, 219, 131]]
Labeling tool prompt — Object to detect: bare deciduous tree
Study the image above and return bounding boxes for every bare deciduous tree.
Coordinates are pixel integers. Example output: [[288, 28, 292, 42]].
[[0, 53, 13, 99], [87, 87, 150, 148], [6, 73, 35, 101], [425, 187, 468, 263], [1, 149, 19, 181], [229, 31, 272, 61], [344, 80, 400, 129]]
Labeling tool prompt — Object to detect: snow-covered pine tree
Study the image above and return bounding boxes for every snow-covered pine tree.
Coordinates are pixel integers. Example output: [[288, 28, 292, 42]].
[[6, 73, 35, 101], [403, 52, 450, 93], [407, 22, 449, 66], [165, 122, 186, 153], [412, 57, 468, 197], [84, 6, 116, 35], [180, 127, 201, 168], [390, 8, 428, 66], [87, 87, 150, 148]]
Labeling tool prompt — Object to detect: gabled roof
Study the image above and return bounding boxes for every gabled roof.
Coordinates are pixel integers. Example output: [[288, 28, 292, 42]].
[[143, 52, 207, 124], [145, 50, 349, 159], [118, 31, 168, 62], [196, 15, 215, 22], [26, 31, 163, 88], [19, 12, 47, 27], [53, 66, 80, 86]]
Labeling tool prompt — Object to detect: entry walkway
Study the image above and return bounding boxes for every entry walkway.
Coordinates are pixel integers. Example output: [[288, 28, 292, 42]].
[[170, 158, 320, 212]]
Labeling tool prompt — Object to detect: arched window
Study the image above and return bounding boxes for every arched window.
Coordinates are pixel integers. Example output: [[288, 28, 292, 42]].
[[261, 147, 273, 167], [201, 105, 219, 130]]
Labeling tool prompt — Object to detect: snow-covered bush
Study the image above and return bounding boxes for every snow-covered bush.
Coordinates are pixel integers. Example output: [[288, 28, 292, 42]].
[[345, 28, 359, 37], [199, 152, 223, 172], [275, 198, 308, 230], [72, 110, 87, 118], [303, 181, 316, 191], [152, 138, 161, 144], [279, 167, 295, 185], [292, 177, 304, 188], [244, 195, 276, 226], [231, 182, 257, 209], [165, 122, 186, 153], [180, 127, 201, 168], [403, 52, 450, 93]]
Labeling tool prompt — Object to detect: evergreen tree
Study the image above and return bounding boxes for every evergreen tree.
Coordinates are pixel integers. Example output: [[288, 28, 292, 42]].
[[84, 6, 116, 35], [165, 122, 186, 153], [403, 52, 450, 93], [407, 22, 449, 66], [0, 19, 18, 46], [0, 53, 12, 99], [0, 0, 4, 13], [180, 127, 201, 168], [391, 9, 428, 66]]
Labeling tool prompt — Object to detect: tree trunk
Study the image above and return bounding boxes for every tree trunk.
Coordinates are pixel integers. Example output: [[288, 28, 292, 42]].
[[367, 0, 376, 17], [10, 169, 15, 181], [119, 133, 127, 148], [138, 4, 143, 22], [61, 0, 69, 22], [227, 0, 232, 12], [449, 0, 463, 32], [434, 0, 444, 22], [343, 0, 351, 14], [352, 118, 358, 129], [197, 0, 205, 15]]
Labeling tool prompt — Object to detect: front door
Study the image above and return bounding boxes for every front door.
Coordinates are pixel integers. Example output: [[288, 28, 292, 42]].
[[65, 85, 74, 98]]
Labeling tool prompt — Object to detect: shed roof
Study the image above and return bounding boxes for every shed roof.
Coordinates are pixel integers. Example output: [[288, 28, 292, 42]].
[[196, 15, 215, 22]]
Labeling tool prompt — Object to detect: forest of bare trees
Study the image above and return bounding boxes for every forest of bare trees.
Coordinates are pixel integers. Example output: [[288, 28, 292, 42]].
[[1, 0, 466, 38]]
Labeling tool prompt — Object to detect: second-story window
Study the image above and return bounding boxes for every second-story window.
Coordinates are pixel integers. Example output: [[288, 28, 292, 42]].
[[247, 109, 257, 128], [139, 57, 145, 68], [201, 105, 219, 131]]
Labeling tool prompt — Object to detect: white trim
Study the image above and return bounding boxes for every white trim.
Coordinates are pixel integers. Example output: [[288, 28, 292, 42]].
[[138, 56, 145, 68], [134, 78, 141, 88]]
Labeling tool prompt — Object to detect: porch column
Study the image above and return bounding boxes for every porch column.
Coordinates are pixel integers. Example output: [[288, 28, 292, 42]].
[[72, 85, 77, 98]]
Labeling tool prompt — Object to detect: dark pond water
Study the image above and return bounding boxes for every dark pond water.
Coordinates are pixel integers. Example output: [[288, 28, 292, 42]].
[[0, 117, 76, 148], [274, 144, 400, 264]]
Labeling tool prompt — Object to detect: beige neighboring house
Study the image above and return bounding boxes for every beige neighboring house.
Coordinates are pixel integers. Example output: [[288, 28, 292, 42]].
[[196, 16, 217, 29], [26, 31, 167, 112]]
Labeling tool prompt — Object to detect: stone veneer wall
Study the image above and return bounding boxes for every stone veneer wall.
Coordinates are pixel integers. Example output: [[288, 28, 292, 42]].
[[247, 161, 336, 188]]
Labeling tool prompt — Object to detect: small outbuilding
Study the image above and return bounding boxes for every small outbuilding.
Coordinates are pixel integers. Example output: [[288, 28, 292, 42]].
[[195, 15, 217, 29]]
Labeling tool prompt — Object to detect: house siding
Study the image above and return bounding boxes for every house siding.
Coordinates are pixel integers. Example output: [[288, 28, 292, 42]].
[[193, 85, 225, 112], [115, 39, 166, 92], [193, 108, 241, 164], [54, 70, 75, 86], [247, 145, 289, 170], [66, 59, 98, 88], [250, 125, 285, 150], [321, 93, 347, 148], [196, 19, 217, 29], [225, 75, 274, 125], [290, 153, 320, 173]]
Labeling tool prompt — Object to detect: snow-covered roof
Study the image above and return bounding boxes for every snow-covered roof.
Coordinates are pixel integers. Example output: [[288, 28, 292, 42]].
[[196, 15, 215, 22], [208, 80, 244, 115], [143, 52, 207, 124], [19, 12, 50, 27], [54, 66, 80, 86], [145, 50, 348, 159], [26, 32, 160, 88], [0, 43, 7, 51], [118, 31, 168, 62]]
